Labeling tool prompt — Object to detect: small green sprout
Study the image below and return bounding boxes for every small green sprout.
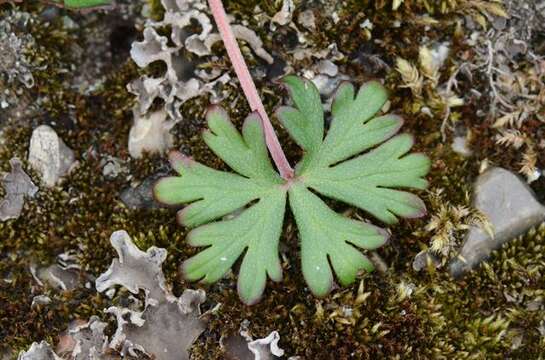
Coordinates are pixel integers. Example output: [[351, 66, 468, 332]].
[[155, 76, 430, 305], [47, 0, 111, 10], [69, 0, 110, 8], [1, 0, 111, 10]]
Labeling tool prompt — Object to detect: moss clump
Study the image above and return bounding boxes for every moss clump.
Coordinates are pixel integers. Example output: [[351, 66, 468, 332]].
[[0, 120, 191, 353], [146, 0, 165, 21], [191, 222, 545, 359], [0, 4, 184, 353]]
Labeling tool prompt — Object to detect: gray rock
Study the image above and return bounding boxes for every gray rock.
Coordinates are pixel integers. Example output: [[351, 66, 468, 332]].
[[451, 136, 472, 157], [449, 167, 545, 276], [120, 176, 162, 209], [28, 125, 75, 187], [128, 109, 174, 159], [412, 250, 440, 272]]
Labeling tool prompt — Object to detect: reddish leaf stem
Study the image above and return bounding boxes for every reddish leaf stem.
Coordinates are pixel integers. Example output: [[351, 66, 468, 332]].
[[207, 0, 294, 180]]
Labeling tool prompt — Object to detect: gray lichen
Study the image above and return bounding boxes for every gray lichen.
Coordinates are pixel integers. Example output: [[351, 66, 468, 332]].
[[128, 0, 272, 125], [0, 11, 35, 89], [0, 157, 37, 221], [96, 230, 207, 360], [17, 341, 60, 360], [0, 10, 36, 111], [96, 230, 169, 303]]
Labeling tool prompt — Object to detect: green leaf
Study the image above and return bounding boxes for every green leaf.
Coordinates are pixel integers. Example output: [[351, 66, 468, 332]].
[[320, 81, 390, 166], [58, 0, 111, 9], [304, 134, 430, 224], [183, 191, 286, 305], [155, 76, 429, 304], [204, 107, 280, 183], [275, 76, 323, 154], [289, 184, 387, 296], [154, 111, 286, 304], [154, 157, 264, 228], [280, 78, 429, 294], [281, 79, 430, 224]]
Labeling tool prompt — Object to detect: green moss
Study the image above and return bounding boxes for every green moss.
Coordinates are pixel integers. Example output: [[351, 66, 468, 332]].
[[146, 0, 164, 21], [191, 223, 545, 359], [224, 0, 282, 17], [1, 0, 543, 358], [0, 7, 179, 353]]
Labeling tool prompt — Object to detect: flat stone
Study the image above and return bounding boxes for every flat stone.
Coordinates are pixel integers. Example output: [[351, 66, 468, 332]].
[[28, 125, 75, 187], [119, 176, 162, 209], [449, 167, 545, 277]]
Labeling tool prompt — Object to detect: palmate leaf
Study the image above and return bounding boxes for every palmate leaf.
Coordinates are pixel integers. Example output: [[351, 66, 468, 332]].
[[154, 109, 285, 304], [154, 76, 430, 304]]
